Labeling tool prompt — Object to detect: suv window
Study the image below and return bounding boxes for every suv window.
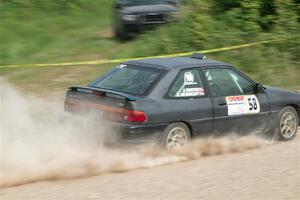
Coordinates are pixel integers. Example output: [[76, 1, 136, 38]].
[[168, 69, 205, 98], [204, 68, 254, 97], [121, 0, 172, 6]]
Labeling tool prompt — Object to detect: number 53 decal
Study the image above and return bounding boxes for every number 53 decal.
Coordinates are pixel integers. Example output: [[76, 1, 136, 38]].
[[226, 95, 260, 116]]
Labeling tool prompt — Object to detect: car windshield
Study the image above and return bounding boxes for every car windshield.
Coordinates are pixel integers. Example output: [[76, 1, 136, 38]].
[[90, 65, 163, 95], [123, 0, 171, 6]]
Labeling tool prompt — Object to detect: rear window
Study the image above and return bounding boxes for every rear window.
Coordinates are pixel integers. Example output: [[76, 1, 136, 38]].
[[90, 65, 163, 95]]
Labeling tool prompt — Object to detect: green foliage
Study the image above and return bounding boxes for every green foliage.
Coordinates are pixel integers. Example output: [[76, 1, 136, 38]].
[[124, 0, 299, 58], [0, 0, 114, 65], [1, 0, 89, 17]]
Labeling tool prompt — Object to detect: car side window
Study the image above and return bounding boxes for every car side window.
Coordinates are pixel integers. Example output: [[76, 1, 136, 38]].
[[204, 68, 254, 97], [168, 69, 205, 98]]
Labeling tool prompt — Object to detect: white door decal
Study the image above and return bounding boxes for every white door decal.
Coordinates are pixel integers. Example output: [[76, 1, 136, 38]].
[[226, 95, 260, 116]]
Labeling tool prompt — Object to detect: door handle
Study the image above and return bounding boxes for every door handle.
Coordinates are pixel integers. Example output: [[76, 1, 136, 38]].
[[218, 99, 227, 106]]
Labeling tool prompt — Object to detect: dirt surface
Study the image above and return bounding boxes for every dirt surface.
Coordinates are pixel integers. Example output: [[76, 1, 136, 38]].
[[1, 132, 299, 200]]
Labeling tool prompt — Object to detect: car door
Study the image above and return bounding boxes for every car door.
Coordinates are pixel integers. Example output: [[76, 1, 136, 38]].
[[163, 68, 213, 136], [203, 67, 271, 136]]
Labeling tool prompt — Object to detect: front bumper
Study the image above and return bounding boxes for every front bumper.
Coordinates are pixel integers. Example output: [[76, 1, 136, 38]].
[[123, 21, 166, 33], [122, 13, 176, 33]]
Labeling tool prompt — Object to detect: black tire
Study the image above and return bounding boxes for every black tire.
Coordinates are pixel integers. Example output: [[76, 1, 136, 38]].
[[274, 106, 299, 141], [114, 30, 123, 40], [114, 25, 128, 41], [161, 122, 191, 149]]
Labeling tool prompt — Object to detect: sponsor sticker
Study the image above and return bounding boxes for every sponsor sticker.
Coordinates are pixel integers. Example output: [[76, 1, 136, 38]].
[[179, 87, 205, 97], [184, 72, 197, 85], [117, 64, 127, 69], [226, 95, 260, 116], [175, 71, 205, 97]]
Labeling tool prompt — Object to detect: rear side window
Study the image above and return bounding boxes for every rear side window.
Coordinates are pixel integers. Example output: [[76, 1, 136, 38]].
[[168, 69, 205, 98], [91, 65, 162, 95]]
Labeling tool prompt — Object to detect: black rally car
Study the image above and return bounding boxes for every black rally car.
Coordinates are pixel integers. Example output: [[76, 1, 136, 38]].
[[65, 54, 300, 149], [113, 0, 180, 39]]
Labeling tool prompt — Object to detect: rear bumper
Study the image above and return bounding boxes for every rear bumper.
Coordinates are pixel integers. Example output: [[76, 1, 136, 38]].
[[64, 99, 168, 144], [113, 122, 169, 144]]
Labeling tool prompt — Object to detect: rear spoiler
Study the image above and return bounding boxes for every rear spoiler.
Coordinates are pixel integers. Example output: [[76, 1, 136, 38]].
[[68, 86, 137, 101]]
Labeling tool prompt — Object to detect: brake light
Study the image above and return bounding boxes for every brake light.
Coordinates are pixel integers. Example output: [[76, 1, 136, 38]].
[[64, 98, 76, 111], [124, 110, 147, 123]]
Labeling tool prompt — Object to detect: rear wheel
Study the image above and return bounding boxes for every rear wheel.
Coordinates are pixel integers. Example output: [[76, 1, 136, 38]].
[[275, 106, 299, 141], [161, 123, 191, 149]]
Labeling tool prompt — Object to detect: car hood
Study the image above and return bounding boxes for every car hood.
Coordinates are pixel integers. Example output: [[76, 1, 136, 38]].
[[264, 85, 300, 108], [264, 85, 299, 95], [122, 5, 177, 14]]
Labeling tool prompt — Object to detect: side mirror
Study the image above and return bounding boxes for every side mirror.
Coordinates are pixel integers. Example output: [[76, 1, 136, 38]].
[[254, 83, 265, 93]]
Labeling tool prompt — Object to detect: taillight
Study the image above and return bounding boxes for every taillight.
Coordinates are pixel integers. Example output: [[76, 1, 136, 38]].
[[64, 98, 75, 111], [124, 110, 147, 123]]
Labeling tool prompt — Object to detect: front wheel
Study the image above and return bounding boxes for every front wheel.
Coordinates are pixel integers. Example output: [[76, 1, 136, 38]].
[[275, 106, 299, 141], [115, 29, 127, 41], [114, 24, 128, 41], [161, 123, 191, 149]]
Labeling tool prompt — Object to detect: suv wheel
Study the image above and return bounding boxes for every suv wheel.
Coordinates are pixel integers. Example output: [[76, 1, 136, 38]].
[[114, 26, 127, 41]]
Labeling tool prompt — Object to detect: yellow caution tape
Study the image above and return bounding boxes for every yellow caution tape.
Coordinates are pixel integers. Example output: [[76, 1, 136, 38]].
[[0, 40, 278, 69]]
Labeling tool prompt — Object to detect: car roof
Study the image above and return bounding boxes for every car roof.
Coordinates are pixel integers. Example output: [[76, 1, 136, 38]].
[[124, 56, 230, 70]]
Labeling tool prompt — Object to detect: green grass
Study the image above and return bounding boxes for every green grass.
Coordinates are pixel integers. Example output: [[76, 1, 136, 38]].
[[0, 0, 119, 65]]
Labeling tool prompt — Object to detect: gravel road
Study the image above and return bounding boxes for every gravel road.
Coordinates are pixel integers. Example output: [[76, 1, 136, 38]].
[[1, 132, 299, 200]]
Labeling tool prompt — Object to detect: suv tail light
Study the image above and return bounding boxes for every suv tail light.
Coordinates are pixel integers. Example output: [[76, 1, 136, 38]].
[[124, 110, 147, 123]]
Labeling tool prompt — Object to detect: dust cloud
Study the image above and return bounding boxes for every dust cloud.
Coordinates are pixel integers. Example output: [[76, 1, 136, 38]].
[[0, 80, 272, 188]]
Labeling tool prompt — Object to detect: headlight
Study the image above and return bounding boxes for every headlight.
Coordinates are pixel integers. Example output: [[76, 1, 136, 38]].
[[123, 15, 137, 21], [170, 12, 180, 20]]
